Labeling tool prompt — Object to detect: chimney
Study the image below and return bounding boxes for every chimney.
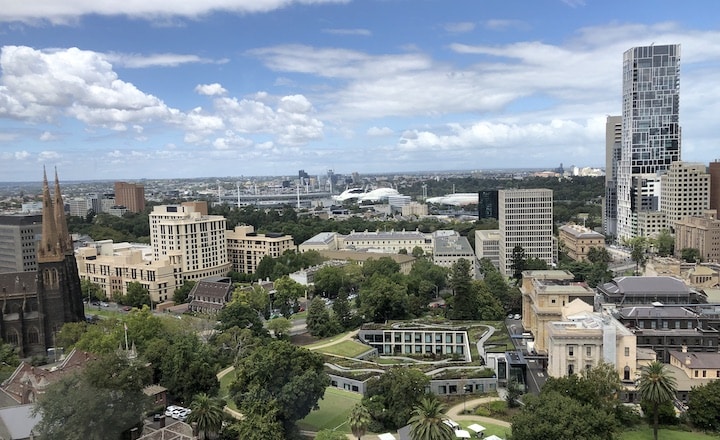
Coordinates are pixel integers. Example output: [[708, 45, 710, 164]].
[[681, 345, 688, 353]]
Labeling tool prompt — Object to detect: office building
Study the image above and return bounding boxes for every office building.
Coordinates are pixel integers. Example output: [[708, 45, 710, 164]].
[[67, 198, 90, 218], [604, 116, 622, 237], [149, 204, 231, 285], [342, 229, 433, 255], [226, 225, 295, 274], [401, 202, 428, 217], [617, 44, 681, 240], [475, 229, 500, 270], [0, 215, 42, 273], [660, 161, 710, 232], [432, 232, 476, 276], [498, 189, 554, 276], [114, 182, 146, 214], [479, 190, 499, 220], [674, 210, 720, 262]]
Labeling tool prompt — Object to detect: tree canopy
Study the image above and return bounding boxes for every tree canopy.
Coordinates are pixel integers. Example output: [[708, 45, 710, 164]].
[[364, 367, 430, 430]]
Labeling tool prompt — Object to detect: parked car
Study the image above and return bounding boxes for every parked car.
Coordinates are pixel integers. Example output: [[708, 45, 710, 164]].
[[507, 313, 514, 320], [514, 314, 521, 320], [164, 405, 179, 417]]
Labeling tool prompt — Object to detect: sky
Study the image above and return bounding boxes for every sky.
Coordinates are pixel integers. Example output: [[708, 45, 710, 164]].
[[1, 0, 720, 182]]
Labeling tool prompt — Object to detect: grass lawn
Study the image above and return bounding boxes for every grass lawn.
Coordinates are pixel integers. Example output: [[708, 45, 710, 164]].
[[619, 428, 718, 440], [316, 340, 372, 358], [458, 420, 511, 439], [305, 330, 356, 350], [298, 387, 362, 433], [217, 367, 239, 411]]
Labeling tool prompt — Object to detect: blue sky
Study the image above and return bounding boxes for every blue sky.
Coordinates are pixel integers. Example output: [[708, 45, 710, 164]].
[[1, 0, 719, 181]]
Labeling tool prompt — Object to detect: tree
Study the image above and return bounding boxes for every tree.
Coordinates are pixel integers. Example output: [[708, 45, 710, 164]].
[[266, 317, 291, 339], [230, 340, 329, 435], [411, 246, 424, 258], [506, 378, 524, 408], [448, 259, 477, 320], [687, 379, 720, 431], [362, 257, 401, 278], [681, 247, 702, 263], [408, 397, 454, 440], [587, 247, 612, 264], [638, 361, 677, 440], [80, 278, 104, 302], [364, 367, 430, 430], [476, 282, 505, 320], [313, 266, 345, 299], [233, 284, 270, 316], [359, 275, 409, 322], [627, 236, 649, 275], [654, 229, 674, 257], [348, 403, 371, 440], [33, 353, 152, 440], [272, 276, 305, 317], [332, 290, 353, 329], [188, 393, 226, 440], [307, 296, 334, 337], [123, 281, 152, 308], [217, 300, 266, 336], [511, 391, 616, 440], [173, 280, 196, 304], [510, 245, 527, 284]]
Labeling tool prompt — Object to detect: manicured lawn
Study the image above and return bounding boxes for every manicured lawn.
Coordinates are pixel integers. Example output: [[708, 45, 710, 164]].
[[316, 340, 372, 357], [305, 331, 356, 350], [298, 387, 363, 433], [619, 428, 718, 440], [458, 420, 511, 439]]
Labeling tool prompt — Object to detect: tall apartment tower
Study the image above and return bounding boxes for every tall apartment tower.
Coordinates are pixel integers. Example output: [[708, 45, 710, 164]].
[[498, 189, 554, 276], [616, 44, 681, 240], [149, 203, 231, 286], [603, 116, 622, 237], [0, 215, 42, 273], [114, 182, 146, 214]]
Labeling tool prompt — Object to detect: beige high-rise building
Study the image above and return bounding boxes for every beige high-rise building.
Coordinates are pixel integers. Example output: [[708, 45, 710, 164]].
[[499, 189, 554, 276], [114, 182, 146, 214], [675, 210, 720, 262], [226, 225, 295, 274], [0, 215, 42, 273], [76, 240, 178, 303], [660, 162, 710, 231], [149, 204, 231, 285]]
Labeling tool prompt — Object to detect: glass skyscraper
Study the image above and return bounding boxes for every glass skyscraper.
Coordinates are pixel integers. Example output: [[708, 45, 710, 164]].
[[616, 44, 681, 240]]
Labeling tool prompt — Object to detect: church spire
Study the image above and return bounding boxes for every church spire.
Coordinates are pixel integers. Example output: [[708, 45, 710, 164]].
[[53, 168, 72, 254], [38, 166, 63, 263]]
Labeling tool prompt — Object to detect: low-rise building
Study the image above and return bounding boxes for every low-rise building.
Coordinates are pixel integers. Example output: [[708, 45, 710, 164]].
[[558, 223, 606, 262], [314, 250, 415, 275], [432, 232, 476, 277], [343, 229, 432, 255], [187, 277, 233, 314], [596, 276, 706, 309], [299, 232, 341, 253], [474, 229, 500, 271], [358, 325, 471, 361]]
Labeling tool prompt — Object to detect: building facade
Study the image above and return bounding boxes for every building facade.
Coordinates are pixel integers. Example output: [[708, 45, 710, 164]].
[[660, 161, 710, 231], [710, 161, 720, 213], [226, 225, 295, 274], [432, 232, 476, 276], [0, 215, 42, 274], [604, 115, 622, 237], [358, 326, 471, 361], [617, 44, 681, 240], [114, 181, 146, 214], [558, 223, 606, 262], [149, 204, 231, 285], [674, 210, 720, 262], [475, 229, 500, 270], [342, 230, 433, 255], [75, 240, 178, 303], [498, 189, 554, 276]]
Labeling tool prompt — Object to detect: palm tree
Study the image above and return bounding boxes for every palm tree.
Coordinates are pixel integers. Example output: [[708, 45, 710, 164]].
[[408, 397, 454, 440], [187, 393, 225, 440], [348, 403, 372, 440], [638, 361, 677, 440]]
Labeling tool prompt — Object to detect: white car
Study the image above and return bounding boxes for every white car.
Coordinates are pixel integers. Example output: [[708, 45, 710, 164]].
[[164, 405, 179, 417], [514, 314, 521, 320]]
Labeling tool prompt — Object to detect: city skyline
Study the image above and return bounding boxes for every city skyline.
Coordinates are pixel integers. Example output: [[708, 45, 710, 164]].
[[1, 1, 720, 181]]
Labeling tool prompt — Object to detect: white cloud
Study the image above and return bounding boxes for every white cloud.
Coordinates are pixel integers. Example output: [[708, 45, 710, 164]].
[[14, 151, 30, 160], [366, 126, 394, 137], [322, 28, 371, 36], [104, 52, 228, 68], [195, 83, 228, 96], [39, 131, 57, 141], [37, 150, 61, 161], [482, 19, 529, 31], [0, 0, 350, 24]]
